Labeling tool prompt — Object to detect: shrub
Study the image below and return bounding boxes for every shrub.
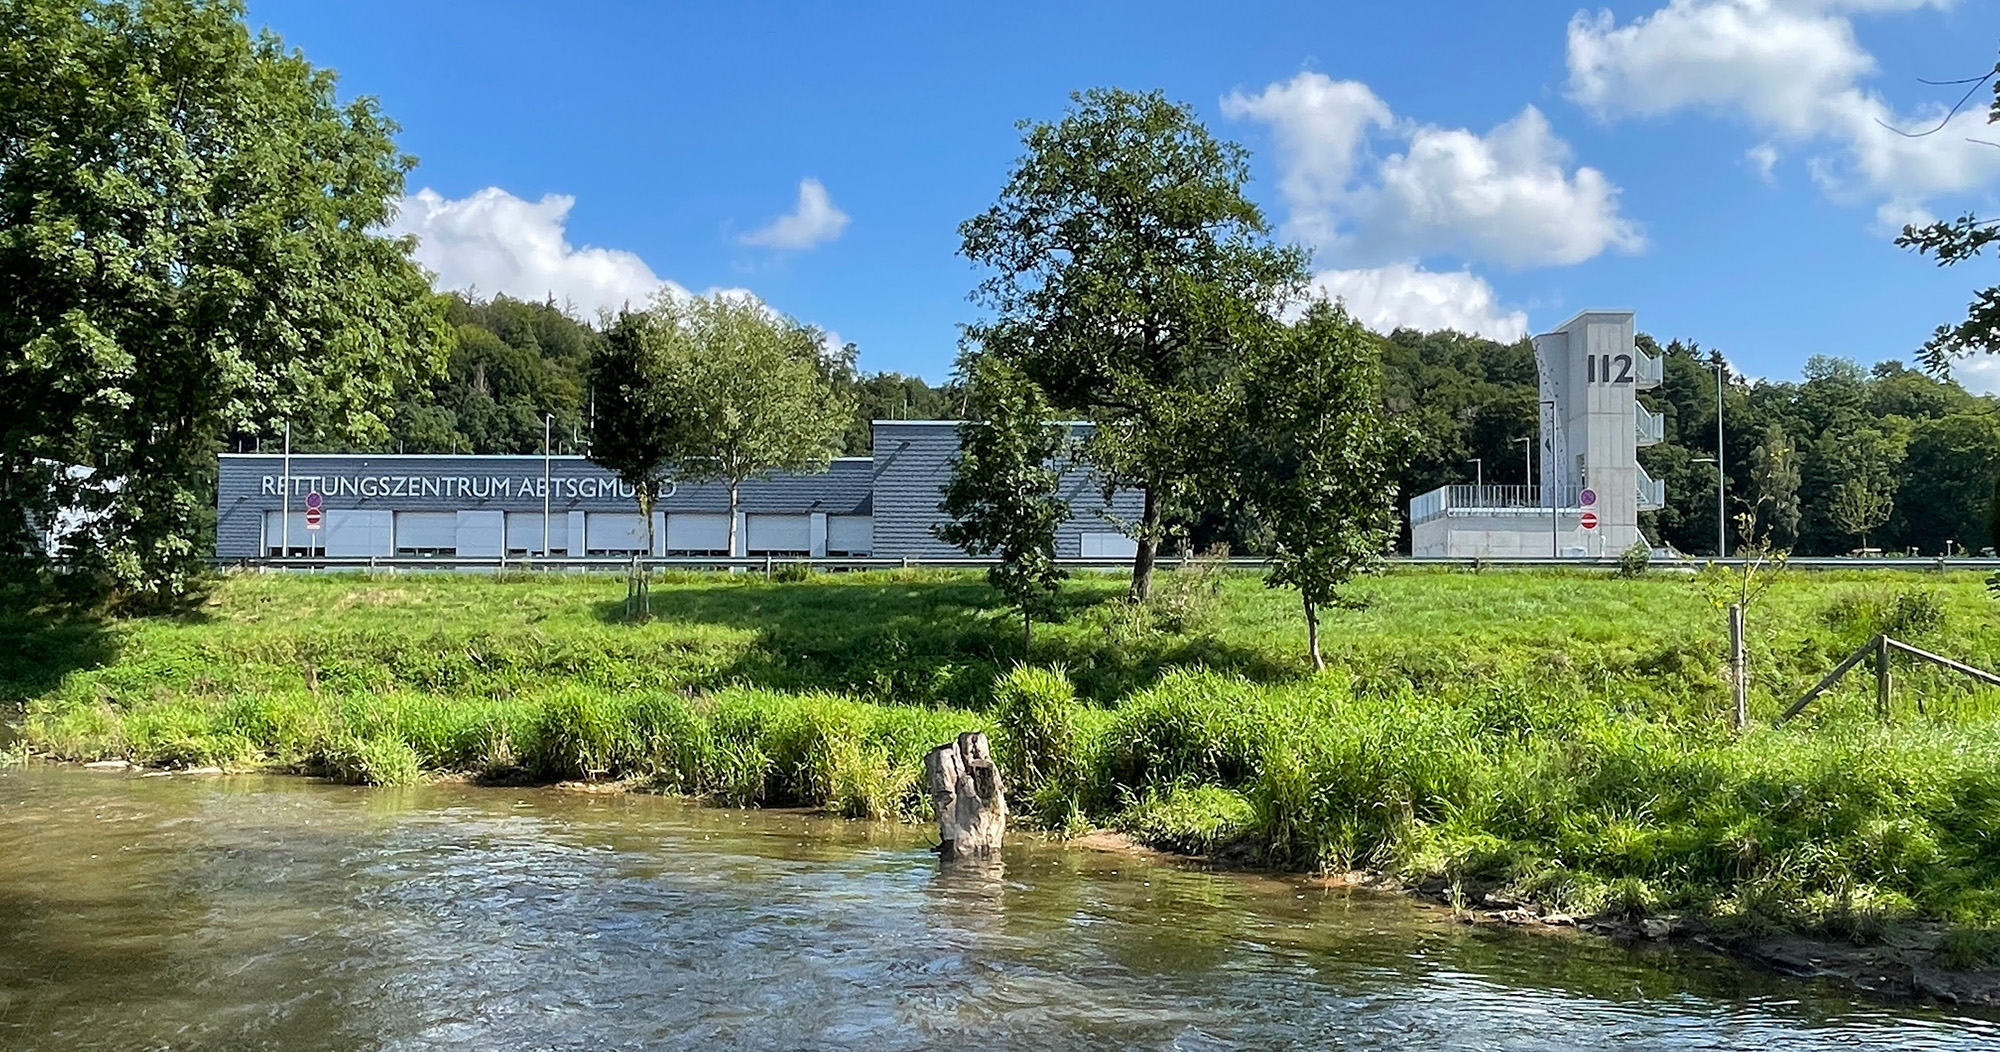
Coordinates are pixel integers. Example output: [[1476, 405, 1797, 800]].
[[1617, 542, 1651, 578], [318, 735, 422, 786], [1116, 785, 1255, 855]]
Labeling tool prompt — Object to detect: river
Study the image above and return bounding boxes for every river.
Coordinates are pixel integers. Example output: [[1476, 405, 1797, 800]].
[[1, 767, 1994, 1051]]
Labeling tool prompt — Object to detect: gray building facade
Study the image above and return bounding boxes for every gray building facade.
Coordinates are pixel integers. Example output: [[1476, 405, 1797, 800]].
[[216, 420, 1143, 561]]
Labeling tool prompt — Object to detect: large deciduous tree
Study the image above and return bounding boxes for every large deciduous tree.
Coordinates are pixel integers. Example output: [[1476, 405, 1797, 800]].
[[588, 293, 851, 563], [936, 353, 1070, 653], [0, 0, 449, 605], [959, 87, 1307, 600], [1239, 302, 1401, 671], [664, 296, 851, 557]]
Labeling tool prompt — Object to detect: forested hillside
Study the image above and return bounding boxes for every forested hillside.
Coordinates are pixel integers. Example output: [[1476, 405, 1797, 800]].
[[335, 293, 1998, 559], [333, 293, 963, 458]]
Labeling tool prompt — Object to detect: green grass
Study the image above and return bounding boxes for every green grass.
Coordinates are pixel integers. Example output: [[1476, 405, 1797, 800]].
[[8, 565, 2000, 947]]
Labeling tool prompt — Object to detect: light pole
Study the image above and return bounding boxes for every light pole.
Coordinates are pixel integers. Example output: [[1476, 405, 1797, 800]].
[[1511, 436, 1531, 496], [1468, 457, 1483, 493], [1693, 456, 1725, 557], [1711, 355, 1727, 558]]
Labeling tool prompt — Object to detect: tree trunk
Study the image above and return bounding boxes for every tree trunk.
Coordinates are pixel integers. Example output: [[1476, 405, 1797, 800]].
[[727, 478, 741, 561], [923, 732, 1006, 861], [1305, 598, 1324, 672], [1129, 484, 1161, 602], [629, 485, 654, 621]]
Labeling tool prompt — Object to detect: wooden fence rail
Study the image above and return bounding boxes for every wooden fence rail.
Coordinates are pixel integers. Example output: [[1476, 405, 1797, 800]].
[[1778, 634, 2000, 724]]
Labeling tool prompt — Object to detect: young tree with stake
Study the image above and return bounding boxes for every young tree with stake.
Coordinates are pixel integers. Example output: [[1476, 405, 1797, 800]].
[[587, 308, 691, 618], [1239, 302, 1402, 671], [936, 355, 1070, 653]]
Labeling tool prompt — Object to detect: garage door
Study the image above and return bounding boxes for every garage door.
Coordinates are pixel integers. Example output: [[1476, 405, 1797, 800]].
[[826, 515, 872, 555], [456, 510, 505, 558], [505, 511, 566, 555], [1080, 532, 1138, 559], [666, 512, 730, 554], [394, 511, 458, 555], [586, 512, 650, 553], [324, 510, 393, 557], [263, 511, 324, 555], [746, 514, 810, 554]]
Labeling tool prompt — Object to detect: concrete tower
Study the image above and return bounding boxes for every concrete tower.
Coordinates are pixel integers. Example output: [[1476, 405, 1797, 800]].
[[1532, 310, 1664, 556]]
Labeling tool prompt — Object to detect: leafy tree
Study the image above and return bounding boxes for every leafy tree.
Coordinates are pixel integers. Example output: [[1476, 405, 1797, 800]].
[[586, 308, 689, 617], [1831, 480, 1893, 551], [935, 355, 1069, 652], [1896, 53, 2000, 371], [1239, 302, 1401, 671], [0, 0, 450, 604], [1747, 423, 1801, 548], [631, 294, 851, 557], [959, 87, 1307, 600]]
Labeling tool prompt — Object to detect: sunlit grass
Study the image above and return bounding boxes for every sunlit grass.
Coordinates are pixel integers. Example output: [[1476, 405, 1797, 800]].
[[10, 564, 2000, 936]]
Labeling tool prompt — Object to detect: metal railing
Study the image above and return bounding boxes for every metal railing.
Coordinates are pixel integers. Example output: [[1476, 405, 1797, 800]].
[[1634, 350, 1663, 388], [217, 552, 2000, 574], [1637, 466, 1666, 510], [1408, 484, 1581, 525], [1636, 405, 1665, 446]]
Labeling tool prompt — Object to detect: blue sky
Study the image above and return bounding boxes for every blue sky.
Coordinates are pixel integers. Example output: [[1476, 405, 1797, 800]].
[[249, 0, 2000, 388]]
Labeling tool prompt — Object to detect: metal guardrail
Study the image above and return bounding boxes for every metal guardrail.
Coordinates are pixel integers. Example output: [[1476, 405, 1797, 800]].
[[1636, 405, 1665, 446], [218, 554, 2000, 573]]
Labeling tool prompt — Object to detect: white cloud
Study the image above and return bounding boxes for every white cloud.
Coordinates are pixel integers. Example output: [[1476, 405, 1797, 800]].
[[1222, 72, 1642, 268], [1307, 264, 1530, 341], [1951, 354, 2000, 396], [1566, 0, 1999, 214], [740, 178, 850, 251], [1746, 142, 1780, 182], [390, 187, 684, 316]]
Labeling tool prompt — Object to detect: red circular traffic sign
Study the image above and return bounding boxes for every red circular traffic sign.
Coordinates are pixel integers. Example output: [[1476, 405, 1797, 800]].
[[304, 506, 323, 530], [1580, 511, 1598, 531]]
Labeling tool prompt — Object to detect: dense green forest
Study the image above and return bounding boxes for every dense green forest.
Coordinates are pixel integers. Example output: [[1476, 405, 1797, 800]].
[[323, 293, 962, 459], [381, 293, 1998, 558]]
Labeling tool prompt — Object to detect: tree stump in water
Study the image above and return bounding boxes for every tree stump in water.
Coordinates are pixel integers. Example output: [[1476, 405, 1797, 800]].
[[923, 732, 1006, 860]]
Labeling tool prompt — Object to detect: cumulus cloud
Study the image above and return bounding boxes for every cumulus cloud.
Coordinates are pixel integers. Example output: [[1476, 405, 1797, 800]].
[[1566, 0, 1999, 213], [1950, 353, 2000, 397], [1746, 142, 1780, 182], [389, 187, 682, 315], [1307, 264, 1530, 341], [1222, 72, 1642, 268], [740, 178, 850, 251]]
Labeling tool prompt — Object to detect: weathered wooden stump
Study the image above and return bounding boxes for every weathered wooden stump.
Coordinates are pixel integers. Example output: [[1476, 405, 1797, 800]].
[[923, 731, 1006, 860]]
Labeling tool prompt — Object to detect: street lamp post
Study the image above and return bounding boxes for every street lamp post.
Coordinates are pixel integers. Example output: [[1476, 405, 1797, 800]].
[[1711, 355, 1727, 558], [1469, 457, 1483, 494], [1511, 436, 1532, 495]]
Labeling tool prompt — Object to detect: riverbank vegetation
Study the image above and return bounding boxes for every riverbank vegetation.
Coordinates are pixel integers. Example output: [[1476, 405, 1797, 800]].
[[7, 568, 2000, 957]]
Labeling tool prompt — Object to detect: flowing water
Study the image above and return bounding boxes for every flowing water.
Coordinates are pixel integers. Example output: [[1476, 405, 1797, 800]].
[[1, 767, 1994, 1051]]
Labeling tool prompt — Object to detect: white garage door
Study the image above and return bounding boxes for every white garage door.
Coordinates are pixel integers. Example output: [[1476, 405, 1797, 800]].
[[1080, 532, 1138, 559], [324, 510, 393, 557], [505, 511, 566, 555], [586, 512, 650, 553], [456, 510, 505, 558], [826, 515, 872, 555], [263, 511, 324, 554], [666, 512, 730, 554], [395, 511, 458, 555], [746, 514, 810, 554]]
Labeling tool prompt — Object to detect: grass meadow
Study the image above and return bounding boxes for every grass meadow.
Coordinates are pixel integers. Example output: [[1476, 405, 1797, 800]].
[[7, 563, 2000, 951]]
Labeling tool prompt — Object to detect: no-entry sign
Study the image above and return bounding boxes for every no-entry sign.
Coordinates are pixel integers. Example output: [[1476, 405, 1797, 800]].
[[1580, 510, 1598, 531]]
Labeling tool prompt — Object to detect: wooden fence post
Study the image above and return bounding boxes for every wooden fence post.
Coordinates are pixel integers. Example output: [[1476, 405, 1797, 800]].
[[1728, 603, 1747, 729], [1876, 634, 1891, 717]]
